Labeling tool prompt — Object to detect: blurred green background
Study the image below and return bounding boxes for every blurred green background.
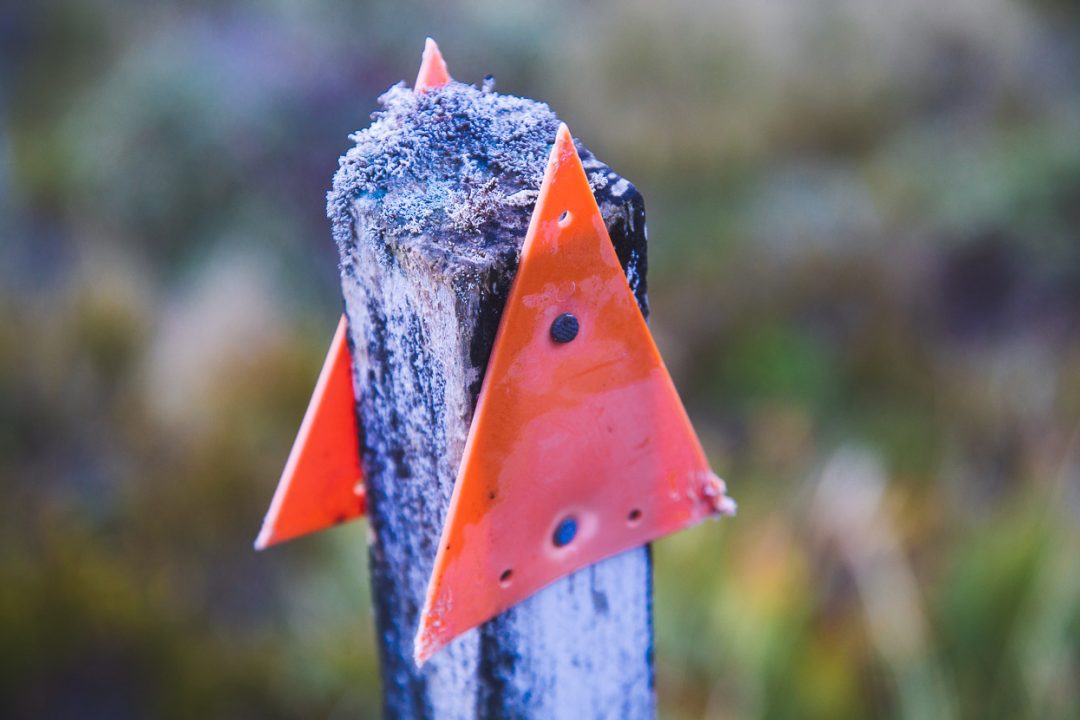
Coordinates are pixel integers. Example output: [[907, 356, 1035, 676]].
[[3, 0, 1079, 718]]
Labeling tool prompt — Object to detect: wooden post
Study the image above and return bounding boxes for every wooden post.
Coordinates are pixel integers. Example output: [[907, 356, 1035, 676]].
[[331, 85, 654, 718]]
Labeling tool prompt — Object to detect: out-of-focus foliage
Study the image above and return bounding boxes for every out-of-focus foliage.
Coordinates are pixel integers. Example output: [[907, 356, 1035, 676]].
[[2, 0, 1079, 717]]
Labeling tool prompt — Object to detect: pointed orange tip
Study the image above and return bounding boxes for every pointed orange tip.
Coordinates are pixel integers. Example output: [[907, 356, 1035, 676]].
[[413, 126, 734, 663], [553, 122, 574, 159], [254, 315, 366, 551], [540, 123, 578, 186], [414, 37, 451, 92]]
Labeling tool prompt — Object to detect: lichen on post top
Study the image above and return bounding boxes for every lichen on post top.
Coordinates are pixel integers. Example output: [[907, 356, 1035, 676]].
[[326, 77, 646, 305], [327, 79, 561, 248]]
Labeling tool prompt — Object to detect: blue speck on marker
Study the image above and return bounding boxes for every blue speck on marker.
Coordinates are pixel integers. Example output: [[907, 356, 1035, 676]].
[[553, 516, 577, 547]]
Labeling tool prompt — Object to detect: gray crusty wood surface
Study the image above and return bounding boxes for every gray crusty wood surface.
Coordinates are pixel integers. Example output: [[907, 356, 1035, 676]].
[[329, 79, 654, 719]]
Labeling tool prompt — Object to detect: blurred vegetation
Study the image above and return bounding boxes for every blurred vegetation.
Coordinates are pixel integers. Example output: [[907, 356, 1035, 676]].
[[2, 0, 1079, 718]]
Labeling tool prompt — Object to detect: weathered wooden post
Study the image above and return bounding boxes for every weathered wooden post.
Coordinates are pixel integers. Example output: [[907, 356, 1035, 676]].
[[327, 71, 656, 717], [258, 39, 732, 718]]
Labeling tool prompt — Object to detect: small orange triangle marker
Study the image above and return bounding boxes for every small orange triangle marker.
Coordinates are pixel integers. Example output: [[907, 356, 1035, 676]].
[[414, 124, 735, 664], [415, 37, 451, 92], [255, 315, 365, 550]]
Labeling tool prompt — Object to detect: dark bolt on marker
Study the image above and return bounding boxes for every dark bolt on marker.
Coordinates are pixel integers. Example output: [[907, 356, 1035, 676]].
[[550, 313, 579, 343], [553, 516, 578, 547]]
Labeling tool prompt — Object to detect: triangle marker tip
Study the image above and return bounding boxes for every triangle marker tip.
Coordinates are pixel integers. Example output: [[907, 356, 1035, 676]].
[[415, 37, 451, 92], [253, 529, 270, 552], [540, 124, 586, 189], [552, 123, 574, 159]]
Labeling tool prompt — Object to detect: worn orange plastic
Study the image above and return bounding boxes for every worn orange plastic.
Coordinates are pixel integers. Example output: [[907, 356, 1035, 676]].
[[255, 315, 365, 550], [414, 124, 735, 664], [415, 37, 451, 92]]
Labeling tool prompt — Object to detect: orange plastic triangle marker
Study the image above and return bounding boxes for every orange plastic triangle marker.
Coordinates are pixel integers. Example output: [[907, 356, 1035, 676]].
[[415, 124, 735, 664], [255, 315, 365, 550], [415, 37, 451, 92]]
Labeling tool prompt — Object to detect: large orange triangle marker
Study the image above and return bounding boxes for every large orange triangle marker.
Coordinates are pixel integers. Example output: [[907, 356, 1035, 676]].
[[255, 315, 365, 550], [415, 124, 735, 664]]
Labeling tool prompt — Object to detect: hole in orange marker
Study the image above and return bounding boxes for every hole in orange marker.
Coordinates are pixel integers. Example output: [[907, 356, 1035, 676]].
[[628, 509, 643, 525], [499, 569, 514, 587], [558, 210, 572, 227]]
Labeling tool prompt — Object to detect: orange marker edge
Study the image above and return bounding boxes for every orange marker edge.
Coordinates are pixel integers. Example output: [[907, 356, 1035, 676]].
[[255, 315, 365, 550]]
